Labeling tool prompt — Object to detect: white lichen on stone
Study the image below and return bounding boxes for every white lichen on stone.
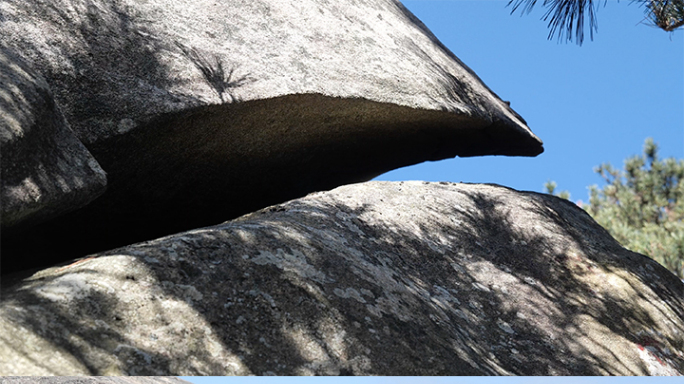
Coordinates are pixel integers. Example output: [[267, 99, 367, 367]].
[[333, 287, 366, 303], [250, 248, 327, 284]]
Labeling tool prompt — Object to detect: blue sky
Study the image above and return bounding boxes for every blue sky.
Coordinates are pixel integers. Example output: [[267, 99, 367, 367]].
[[374, 0, 683, 204]]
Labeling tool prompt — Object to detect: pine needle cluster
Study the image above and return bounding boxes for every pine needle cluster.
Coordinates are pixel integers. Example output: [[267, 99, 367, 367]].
[[586, 138, 684, 278], [508, 0, 684, 45], [645, 0, 684, 31]]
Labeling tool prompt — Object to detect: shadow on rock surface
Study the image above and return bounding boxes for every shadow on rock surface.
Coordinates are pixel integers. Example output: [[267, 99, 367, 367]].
[[0, 44, 107, 233], [13, 0, 203, 141], [175, 41, 255, 104], [1, 182, 681, 375]]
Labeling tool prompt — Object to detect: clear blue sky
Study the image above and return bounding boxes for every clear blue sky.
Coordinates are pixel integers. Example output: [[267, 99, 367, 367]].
[[374, 0, 683, 204]]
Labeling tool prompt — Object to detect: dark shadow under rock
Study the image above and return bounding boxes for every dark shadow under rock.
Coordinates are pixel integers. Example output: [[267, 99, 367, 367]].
[[1, 0, 543, 274], [2, 94, 541, 274]]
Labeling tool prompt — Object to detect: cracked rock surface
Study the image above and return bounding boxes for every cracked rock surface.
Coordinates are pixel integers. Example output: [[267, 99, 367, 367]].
[[1, 181, 681, 375]]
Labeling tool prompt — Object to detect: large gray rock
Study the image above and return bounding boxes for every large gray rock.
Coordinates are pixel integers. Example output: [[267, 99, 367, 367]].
[[0, 45, 107, 232], [0, 0, 543, 273], [0, 378, 191, 384], [0, 0, 540, 146], [1, 181, 681, 375]]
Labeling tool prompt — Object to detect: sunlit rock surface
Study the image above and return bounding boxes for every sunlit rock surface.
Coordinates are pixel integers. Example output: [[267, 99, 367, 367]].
[[0, 0, 540, 145], [1, 0, 542, 273], [1, 182, 681, 375]]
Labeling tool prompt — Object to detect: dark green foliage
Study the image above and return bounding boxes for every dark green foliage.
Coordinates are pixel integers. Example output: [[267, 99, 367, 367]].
[[508, 0, 684, 45], [584, 138, 684, 278], [644, 0, 684, 31]]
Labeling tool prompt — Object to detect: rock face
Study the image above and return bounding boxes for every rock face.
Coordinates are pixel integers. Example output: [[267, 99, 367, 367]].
[[1, 182, 681, 376], [0, 378, 191, 384], [1, 0, 543, 273], [1, 0, 539, 145], [0, 45, 107, 232]]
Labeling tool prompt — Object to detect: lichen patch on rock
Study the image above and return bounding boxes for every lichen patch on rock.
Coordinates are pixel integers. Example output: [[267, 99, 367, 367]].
[[1, 181, 682, 375]]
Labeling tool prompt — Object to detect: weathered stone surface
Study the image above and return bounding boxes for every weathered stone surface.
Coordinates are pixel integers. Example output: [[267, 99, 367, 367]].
[[0, 378, 191, 384], [1, 181, 681, 375], [0, 44, 107, 232], [0, 0, 543, 273], [0, 0, 540, 146]]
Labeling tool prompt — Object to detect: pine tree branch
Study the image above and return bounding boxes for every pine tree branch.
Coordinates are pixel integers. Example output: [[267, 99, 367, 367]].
[[508, 0, 599, 45], [661, 19, 684, 30], [645, 0, 684, 32]]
